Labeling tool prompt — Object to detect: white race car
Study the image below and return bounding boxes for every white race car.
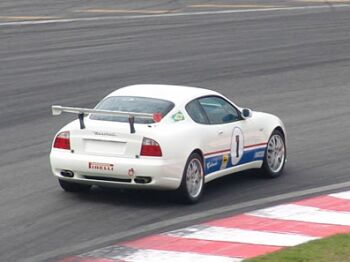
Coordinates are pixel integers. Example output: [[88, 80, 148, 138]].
[[50, 85, 286, 203]]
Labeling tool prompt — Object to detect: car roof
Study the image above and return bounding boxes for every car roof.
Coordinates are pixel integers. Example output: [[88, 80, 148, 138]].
[[107, 84, 220, 105]]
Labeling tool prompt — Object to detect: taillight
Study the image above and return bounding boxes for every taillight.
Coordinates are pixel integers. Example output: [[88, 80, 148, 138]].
[[140, 137, 162, 157], [53, 131, 71, 150]]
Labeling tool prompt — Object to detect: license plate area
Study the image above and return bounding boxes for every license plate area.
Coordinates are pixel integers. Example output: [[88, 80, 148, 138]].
[[84, 139, 126, 156]]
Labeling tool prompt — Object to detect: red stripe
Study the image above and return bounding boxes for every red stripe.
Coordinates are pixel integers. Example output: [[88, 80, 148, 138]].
[[205, 214, 350, 237], [204, 149, 231, 157], [204, 143, 267, 156], [294, 195, 350, 212], [244, 142, 267, 149], [120, 234, 281, 258]]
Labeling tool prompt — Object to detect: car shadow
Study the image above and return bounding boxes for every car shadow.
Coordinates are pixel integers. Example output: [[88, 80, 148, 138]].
[[68, 169, 273, 208]]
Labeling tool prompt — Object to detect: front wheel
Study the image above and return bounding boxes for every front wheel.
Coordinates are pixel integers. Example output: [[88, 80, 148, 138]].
[[260, 130, 286, 178], [176, 153, 205, 204], [58, 179, 92, 192]]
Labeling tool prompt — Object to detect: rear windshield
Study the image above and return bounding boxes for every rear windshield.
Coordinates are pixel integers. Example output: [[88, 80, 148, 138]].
[[90, 96, 175, 124]]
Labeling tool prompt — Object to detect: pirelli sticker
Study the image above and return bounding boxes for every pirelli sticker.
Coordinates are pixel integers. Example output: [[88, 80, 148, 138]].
[[88, 162, 114, 171]]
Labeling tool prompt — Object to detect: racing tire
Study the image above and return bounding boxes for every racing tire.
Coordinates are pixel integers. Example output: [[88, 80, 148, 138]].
[[176, 153, 205, 204], [58, 179, 92, 192], [260, 129, 286, 178]]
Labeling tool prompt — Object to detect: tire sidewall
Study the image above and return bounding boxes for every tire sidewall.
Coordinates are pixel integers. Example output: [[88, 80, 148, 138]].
[[263, 130, 286, 178], [178, 153, 205, 204]]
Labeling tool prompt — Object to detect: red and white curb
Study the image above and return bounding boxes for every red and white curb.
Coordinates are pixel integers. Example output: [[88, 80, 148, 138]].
[[60, 190, 350, 262]]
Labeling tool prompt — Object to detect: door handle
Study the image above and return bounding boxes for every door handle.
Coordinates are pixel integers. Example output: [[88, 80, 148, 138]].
[[218, 130, 224, 135]]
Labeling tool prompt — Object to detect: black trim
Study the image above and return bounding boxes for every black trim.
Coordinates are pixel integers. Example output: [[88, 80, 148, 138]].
[[82, 176, 132, 183], [78, 113, 86, 129], [129, 116, 135, 134]]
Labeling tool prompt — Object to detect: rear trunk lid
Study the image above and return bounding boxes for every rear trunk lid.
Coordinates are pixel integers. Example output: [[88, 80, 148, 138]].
[[70, 120, 147, 158]]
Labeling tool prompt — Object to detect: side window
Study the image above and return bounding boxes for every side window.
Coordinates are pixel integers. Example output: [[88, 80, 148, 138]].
[[185, 99, 209, 124], [198, 96, 240, 124]]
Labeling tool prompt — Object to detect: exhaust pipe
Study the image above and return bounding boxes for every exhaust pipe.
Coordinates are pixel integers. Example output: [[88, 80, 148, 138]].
[[60, 170, 74, 178], [134, 176, 152, 184]]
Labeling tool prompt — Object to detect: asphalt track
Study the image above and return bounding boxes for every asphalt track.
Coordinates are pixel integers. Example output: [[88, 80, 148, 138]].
[[1, 1, 350, 261]]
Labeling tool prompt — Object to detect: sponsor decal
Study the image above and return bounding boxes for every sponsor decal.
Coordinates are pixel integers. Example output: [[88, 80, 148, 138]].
[[223, 154, 229, 164], [93, 131, 117, 137], [88, 162, 114, 171], [172, 111, 185, 122], [220, 154, 229, 170], [206, 160, 218, 170], [153, 112, 163, 123], [254, 151, 265, 159], [205, 145, 267, 175]]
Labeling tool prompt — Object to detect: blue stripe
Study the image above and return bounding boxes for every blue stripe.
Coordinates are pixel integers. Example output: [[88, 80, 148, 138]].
[[204, 147, 266, 175]]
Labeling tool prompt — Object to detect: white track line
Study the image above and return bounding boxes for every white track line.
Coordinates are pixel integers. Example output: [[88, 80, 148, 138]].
[[168, 225, 317, 246], [330, 190, 350, 200], [1, 4, 350, 27], [250, 204, 350, 226], [113, 249, 241, 262]]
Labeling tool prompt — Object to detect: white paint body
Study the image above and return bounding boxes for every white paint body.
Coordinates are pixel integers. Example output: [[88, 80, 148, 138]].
[[50, 85, 286, 190]]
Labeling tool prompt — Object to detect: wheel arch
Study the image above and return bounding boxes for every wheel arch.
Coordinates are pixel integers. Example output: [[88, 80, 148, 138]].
[[265, 125, 287, 146], [176, 148, 206, 204], [274, 126, 285, 139], [189, 148, 205, 173], [190, 148, 204, 162]]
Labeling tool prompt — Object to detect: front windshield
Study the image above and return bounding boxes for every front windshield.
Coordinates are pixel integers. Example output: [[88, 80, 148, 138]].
[[90, 96, 174, 124]]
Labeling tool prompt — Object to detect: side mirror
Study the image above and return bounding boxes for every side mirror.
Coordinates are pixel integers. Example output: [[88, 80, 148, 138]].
[[242, 108, 252, 119]]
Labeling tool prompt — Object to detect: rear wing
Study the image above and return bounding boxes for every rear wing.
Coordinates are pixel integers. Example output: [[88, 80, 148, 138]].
[[52, 105, 154, 134]]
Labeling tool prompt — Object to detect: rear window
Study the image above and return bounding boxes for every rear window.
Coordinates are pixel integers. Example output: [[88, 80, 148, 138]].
[[90, 96, 175, 124]]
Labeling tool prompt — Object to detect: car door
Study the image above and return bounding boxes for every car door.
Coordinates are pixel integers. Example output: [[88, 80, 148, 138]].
[[196, 96, 259, 175], [186, 98, 229, 175]]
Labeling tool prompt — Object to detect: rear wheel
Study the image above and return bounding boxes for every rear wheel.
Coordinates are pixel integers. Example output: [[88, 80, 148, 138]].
[[261, 129, 286, 178], [58, 179, 91, 192], [177, 153, 205, 204]]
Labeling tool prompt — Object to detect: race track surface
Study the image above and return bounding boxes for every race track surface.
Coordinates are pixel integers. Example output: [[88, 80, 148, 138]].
[[1, 1, 350, 261]]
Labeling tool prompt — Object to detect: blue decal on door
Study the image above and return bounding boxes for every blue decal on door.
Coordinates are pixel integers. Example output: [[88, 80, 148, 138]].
[[204, 147, 266, 175]]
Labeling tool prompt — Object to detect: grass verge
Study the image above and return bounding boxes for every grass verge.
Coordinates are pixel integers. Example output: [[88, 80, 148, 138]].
[[245, 234, 350, 262]]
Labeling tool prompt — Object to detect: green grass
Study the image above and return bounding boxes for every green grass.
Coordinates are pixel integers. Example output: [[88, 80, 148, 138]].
[[245, 234, 350, 262]]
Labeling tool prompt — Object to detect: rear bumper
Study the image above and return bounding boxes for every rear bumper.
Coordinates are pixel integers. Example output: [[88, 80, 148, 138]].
[[50, 149, 184, 190]]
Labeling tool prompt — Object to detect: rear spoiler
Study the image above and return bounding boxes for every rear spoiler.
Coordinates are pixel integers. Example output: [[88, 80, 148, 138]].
[[52, 105, 154, 134]]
